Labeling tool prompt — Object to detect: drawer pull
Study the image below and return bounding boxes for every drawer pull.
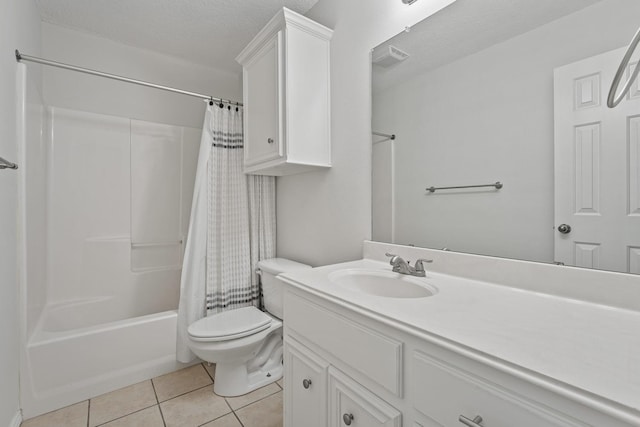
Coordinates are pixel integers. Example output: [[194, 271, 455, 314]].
[[343, 413, 354, 425], [302, 378, 312, 389], [459, 415, 483, 426], [267, 138, 274, 144]]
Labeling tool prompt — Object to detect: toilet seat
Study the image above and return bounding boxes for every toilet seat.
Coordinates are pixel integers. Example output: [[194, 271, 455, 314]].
[[188, 306, 272, 342]]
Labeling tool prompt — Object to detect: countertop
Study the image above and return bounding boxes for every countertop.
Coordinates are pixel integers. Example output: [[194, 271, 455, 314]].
[[279, 258, 640, 416]]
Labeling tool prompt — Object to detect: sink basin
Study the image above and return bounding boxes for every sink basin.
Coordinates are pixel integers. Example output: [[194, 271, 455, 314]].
[[328, 269, 437, 298]]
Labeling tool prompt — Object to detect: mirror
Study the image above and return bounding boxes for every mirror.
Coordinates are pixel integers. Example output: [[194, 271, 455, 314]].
[[372, 0, 640, 275]]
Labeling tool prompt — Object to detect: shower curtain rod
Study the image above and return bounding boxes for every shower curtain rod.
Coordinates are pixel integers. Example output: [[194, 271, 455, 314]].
[[15, 50, 243, 106]]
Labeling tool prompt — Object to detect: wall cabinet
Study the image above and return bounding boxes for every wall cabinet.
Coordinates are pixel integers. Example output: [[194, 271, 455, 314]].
[[236, 8, 333, 176]]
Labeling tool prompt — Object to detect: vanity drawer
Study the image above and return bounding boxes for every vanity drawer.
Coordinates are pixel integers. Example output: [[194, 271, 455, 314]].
[[285, 292, 403, 396], [412, 351, 579, 427]]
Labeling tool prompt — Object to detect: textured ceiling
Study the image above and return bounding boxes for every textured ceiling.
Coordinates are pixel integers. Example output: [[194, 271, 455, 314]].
[[373, 0, 602, 92], [35, 0, 319, 73]]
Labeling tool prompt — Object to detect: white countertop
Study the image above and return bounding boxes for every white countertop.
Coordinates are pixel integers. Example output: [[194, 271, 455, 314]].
[[279, 259, 640, 415]]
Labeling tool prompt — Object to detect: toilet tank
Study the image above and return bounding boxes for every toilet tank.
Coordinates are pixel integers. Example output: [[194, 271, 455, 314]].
[[257, 258, 311, 319]]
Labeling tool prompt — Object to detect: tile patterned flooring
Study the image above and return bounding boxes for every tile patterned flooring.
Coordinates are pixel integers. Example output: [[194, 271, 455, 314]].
[[21, 363, 284, 427]]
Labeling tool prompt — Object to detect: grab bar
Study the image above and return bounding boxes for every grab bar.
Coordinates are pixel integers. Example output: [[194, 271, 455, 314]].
[[426, 181, 503, 193], [372, 131, 396, 141], [131, 240, 183, 248], [607, 27, 640, 108], [0, 156, 18, 170]]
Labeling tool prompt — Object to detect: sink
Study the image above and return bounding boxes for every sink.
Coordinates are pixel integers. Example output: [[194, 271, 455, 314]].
[[328, 269, 437, 298]]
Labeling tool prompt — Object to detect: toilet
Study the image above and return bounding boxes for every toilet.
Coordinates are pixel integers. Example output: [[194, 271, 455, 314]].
[[186, 258, 311, 396]]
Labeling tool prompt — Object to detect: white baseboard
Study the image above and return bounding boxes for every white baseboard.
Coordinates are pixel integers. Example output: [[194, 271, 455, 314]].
[[8, 410, 22, 427]]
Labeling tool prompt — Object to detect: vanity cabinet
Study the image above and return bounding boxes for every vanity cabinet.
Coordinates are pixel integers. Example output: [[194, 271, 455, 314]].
[[281, 285, 638, 427], [284, 291, 402, 427], [284, 337, 401, 427], [236, 8, 332, 176]]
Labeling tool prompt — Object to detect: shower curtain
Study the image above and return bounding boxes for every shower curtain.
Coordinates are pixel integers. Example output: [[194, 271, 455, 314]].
[[176, 103, 275, 363]]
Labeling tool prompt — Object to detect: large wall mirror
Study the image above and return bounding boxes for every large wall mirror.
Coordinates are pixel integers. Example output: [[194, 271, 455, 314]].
[[372, 0, 640, 275]]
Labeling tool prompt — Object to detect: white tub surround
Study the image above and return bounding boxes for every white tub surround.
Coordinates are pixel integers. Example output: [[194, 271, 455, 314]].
[[278, 241, 640, 426]]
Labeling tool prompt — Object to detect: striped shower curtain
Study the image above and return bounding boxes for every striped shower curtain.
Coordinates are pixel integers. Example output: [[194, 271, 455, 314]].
[[176, 103, 275, 363]]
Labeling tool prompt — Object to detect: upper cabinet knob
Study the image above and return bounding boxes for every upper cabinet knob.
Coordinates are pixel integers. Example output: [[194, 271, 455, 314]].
[[302, 378, 312, 389], [267, 138, 274, 144], [343, 413, 354, 425]]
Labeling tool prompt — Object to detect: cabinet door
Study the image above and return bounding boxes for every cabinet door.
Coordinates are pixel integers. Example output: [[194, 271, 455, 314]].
[[284, 337, 328, 427], [243, 31, 282, 168], [328, 367, 401, 427]]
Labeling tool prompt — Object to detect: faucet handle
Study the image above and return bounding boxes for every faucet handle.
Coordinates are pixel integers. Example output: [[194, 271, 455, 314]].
[[414, 258, 433, 276], [385, 252, 396, 258]]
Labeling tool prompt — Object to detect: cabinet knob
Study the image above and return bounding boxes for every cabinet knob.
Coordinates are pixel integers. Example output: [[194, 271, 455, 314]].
[[267, 138, 274, 144], [459, 415, 483, 427], [302, 378, 312, 389], [342, 413, 354, 425]]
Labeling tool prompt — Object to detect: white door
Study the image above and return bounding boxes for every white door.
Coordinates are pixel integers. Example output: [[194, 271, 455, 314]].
[[554, 47, 640, 274]]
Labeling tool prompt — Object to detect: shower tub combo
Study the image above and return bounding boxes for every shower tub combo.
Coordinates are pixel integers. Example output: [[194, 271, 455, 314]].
[[17, 64, 201, 418]]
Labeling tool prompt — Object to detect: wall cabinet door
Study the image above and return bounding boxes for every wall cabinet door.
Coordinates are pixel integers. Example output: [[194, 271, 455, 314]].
[[328, 367, 401, 427], [243, 32, 281, 168], [284, 338, 329, 427]]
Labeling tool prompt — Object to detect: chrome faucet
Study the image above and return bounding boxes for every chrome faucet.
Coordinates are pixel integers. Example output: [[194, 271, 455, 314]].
[[385, 253, 432, 277]]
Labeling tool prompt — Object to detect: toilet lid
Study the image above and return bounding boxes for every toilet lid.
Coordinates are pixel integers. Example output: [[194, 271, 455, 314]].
[[188, 306, 272, 341]]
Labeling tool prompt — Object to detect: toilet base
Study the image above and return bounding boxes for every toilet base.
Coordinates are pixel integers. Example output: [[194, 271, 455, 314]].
[[213, 359, 283, 397], [212, 331, 284, 397]]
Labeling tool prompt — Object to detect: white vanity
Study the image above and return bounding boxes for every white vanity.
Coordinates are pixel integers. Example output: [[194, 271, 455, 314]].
[[278, 242, 640, 427]]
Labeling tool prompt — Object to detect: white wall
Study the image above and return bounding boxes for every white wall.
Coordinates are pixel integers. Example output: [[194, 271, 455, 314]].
[[0, 0, 41, 425], [276, 0, 457, 267], [372, 0, 640, 263], [41, 23, 242, 129]]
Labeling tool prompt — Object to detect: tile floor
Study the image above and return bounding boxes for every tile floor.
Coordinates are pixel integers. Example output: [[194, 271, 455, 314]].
[[21, 363, 284, 427]]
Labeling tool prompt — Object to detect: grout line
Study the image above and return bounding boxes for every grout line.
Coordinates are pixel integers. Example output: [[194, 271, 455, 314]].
[[159, 384, 215, 404], [158, 404, 167, 427], [94, 405, 159, 427], [150, 378, 160, 405], [86, 399, 91, 427], [232, 411, 245, 427], [230, 388, 282, 412], [153, 365, 213, 403], [195, 408, 235, 427], [150, 379, 167, 427], [202, 362, 216, 383]]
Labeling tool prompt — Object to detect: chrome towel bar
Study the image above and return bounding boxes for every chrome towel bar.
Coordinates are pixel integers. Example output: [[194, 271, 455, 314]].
[[426, 181, 502, 193], [0, 156, 18, 170]]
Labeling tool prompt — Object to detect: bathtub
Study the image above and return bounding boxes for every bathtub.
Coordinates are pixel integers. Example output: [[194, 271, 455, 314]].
[[21, 298, 188, 419]]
